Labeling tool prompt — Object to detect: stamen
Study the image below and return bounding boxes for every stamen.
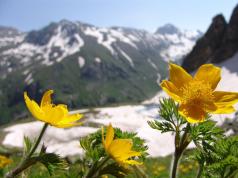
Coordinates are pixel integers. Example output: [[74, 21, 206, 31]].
[[180, 80, 214, 109]]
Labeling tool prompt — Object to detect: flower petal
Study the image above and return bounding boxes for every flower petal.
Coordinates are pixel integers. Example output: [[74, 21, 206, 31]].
[[108, 139, 133, 158], [124, 159, 142, 165], [54, 122, 82, 128], [214, 91, 238, 105], [40, 90, 54, 107], [179, 104, 206, 123], [212, 105, 236, 114], [194, 64, 221, 90], [160, 80, 181, 101], [42, 105, 66, 125], [169, 63, 192, 89], [104, 124, 114, 151], [57, 113, 83, 126], [24, 92, 44, 121]]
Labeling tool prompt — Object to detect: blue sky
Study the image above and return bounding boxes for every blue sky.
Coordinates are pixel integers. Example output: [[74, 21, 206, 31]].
[[0, 0, 237, 32]]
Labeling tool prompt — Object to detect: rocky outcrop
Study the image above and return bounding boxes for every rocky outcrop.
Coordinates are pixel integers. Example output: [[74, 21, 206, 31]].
[[182, 4, 238, 71]]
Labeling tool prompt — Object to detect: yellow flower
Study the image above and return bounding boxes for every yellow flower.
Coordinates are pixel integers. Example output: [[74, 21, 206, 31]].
[[102, 124, 142, 165], [24, 90, 83, 128], [161, 63, 238, 123], [0, 155, 12, 169]]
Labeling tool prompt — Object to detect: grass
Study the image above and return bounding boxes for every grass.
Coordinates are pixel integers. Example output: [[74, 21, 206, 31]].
[[1, 150, 198, 178]]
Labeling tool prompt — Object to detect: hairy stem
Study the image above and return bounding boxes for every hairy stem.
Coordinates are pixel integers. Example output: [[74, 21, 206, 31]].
[[171, 123, 191, 178], [196, 164, 203, 178], [85, 156, 110, 178], [5, 123, 48, 178]]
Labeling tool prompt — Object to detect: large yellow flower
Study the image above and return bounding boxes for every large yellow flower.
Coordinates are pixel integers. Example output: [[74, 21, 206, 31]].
[[161, 63, 238, 123], [24, 90, 83, 128], [0, 155, 12, 169], [102, 124, 142, 165]]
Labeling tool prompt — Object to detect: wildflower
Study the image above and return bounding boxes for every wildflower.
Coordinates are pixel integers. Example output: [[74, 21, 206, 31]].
[[161, 63, 238, 123], [24, 90, 82, 128], [0, 155, 12, 169], [102, 124, 142, 165]]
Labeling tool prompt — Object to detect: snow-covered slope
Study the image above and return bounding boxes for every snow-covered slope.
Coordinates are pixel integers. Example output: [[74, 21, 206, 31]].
[[0, 21, 201, 75]]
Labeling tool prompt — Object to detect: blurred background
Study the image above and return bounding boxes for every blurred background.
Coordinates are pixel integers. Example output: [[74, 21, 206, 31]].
[[1, 0, 238, 176]]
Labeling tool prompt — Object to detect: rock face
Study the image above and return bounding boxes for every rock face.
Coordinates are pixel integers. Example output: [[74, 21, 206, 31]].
[[182, 4, 238, 71]]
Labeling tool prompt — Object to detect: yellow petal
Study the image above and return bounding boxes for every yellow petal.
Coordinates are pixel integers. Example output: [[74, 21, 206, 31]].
[[56, 114, 83, 127], [194, 64, 221, 90], [54, 122, 82, 128], [24, 92, 44, 121], [160, 80, 181, 101], [204, 101, 217, 112], [124, 159, 142, 165], [108, 139, 133, 158], [104, 124, 114, 151], [40, 90, 54, 107], [43, 105, 66, 125], [212, 105, 236, 114], [169, 63, 192, 89], [179, 104, 206, 123], [214, 91, 238, 105]]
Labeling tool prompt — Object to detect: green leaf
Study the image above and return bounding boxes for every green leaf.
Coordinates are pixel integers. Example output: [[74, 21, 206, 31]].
[[23, 136, 33, 156], [37, 153, 68, 175], [148, 98, 186, 133]]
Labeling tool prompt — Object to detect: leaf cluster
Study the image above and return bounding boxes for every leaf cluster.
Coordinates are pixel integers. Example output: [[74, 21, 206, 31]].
[[190, 120, 224, 152], [191, 136, 238, 178], [148, 98, 186, 133], [80, 127, 148, 162], [79, 127, 148, 177], [23, 136, 68, 176]]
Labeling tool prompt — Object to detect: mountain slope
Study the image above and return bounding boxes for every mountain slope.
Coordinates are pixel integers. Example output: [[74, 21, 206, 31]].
[[0, 21, 201, 124]]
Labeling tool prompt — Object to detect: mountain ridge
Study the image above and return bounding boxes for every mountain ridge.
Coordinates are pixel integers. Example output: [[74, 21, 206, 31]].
[[0, 20, 201, 124]]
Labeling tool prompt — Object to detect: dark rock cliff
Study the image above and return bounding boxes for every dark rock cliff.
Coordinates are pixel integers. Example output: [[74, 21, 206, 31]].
[[182, 4, 238, 72]]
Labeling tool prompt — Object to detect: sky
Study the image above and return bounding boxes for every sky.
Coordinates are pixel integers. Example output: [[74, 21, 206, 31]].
[[0, 0, 237, 33]]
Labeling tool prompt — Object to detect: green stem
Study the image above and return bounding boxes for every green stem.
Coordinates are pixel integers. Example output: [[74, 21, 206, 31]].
[[196, 164, 203, 178], [171, 150, 182, 178], [134, 165, 148, 178], [171, 123, 191, 178], [28, 123, 48, 158], [85, 156, 110, 178], [5, 123, 48, 178]]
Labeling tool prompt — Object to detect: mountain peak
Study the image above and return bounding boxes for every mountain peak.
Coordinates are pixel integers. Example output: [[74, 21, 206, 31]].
[[155, 23, 180, 35]]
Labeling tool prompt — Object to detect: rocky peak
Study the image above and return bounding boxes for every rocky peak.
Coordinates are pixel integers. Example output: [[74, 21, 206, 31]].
[[182, 4, 238, 71], [225, 4, 238, 41], [182, 14, 227, 72]]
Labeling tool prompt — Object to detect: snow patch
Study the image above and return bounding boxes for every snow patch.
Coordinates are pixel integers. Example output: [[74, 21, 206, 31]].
[[95, 57, 101, 63], [117, 47, 134, 67], [148, 58, 157, 70], [24, 73, 34, 85], [78, 56, 85, 68]]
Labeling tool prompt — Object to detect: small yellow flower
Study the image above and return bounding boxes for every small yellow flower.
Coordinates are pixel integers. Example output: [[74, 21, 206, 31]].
[[102, 124, 142, 165], [24, 90, 83, 128], [0, 155, 12, 169], [101, 175, 108, 178], [161, 63, 238, 123]]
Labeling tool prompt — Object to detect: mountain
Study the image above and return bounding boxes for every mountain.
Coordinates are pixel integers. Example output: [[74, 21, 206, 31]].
[[0, 21, 201, 124], [155, 24, 202, 62], [182, 4, 238, 72]]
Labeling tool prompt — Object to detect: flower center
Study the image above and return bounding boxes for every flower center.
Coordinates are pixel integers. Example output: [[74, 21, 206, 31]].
[[180, 80, 214, 108]]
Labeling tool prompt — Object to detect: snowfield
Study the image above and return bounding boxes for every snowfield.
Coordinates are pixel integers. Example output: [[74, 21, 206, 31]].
[[2, 52, 238, 157]]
